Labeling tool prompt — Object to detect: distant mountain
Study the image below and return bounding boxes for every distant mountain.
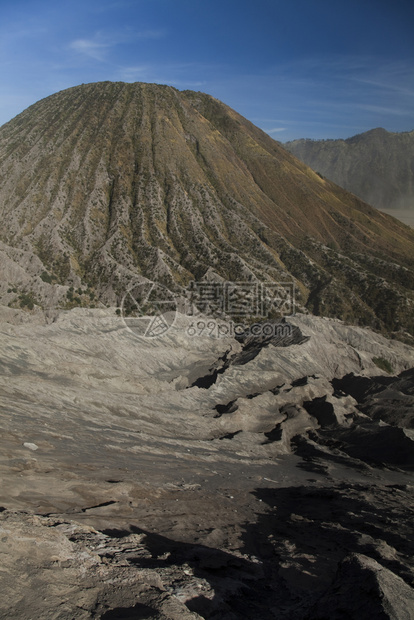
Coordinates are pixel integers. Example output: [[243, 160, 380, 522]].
[[284, 128, 414, 211], [0, 83, 414, 337]]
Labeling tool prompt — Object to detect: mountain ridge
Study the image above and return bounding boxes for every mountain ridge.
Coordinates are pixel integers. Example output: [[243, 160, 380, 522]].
[[284, 127, 414, 212]]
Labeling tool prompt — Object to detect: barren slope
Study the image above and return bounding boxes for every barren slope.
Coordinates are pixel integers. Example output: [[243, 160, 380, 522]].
[[0, 308, 414, 618], [284, 128, 414, 212], [1, 83, 414, 336]]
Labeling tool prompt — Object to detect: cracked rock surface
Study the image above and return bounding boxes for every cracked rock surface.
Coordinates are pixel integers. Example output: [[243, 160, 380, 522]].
[[1, 308, 414, 618]]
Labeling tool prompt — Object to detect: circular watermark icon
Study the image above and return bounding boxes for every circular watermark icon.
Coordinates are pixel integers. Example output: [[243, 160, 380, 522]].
[[120, 280, 177, 338]]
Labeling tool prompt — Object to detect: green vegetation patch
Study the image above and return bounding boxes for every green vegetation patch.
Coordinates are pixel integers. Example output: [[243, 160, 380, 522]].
[[18, 292, 36, 310], [372, 357, 394, 374], [40, 271, 57, 284]]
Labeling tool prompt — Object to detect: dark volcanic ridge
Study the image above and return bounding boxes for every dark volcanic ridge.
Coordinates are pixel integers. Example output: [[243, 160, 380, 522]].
[[0, 82, 414, 338]]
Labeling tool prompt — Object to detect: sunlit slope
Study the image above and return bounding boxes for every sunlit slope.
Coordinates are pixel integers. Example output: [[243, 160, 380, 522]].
[[0, 82, 413, 335]]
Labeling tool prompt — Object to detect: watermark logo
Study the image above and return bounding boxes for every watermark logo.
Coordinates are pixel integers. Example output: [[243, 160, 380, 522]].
[[185, 319, 293, 339], [120, 279, 295, 338], [120, 281, 177, 338], [188, 281, 294, 319]]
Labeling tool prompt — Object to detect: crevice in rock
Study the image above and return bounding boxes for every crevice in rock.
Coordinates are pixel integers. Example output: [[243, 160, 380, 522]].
[[81, 501, 118, 512], [262, 424, 283, 444], [303, 396, 338, 427], [291, 375, 309, 387], [191, 366, 226, 389], [291, 374, 318, 387], [214, 399, 239, 418], [189, 323, 309, 389], [189, 349, 232, 389], [218, 430, 242, 440]]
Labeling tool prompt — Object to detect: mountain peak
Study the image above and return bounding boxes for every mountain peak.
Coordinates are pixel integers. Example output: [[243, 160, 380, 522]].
[[1, 82, 414, 338]]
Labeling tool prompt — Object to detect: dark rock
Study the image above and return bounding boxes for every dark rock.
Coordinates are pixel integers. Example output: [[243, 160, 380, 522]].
[[332, 370, 414, 428], [308, 553, 414, 620]]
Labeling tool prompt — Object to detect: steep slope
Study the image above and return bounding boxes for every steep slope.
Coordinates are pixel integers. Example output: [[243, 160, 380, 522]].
[[0, 82, 414, 336], [284, 128, 414, 211]]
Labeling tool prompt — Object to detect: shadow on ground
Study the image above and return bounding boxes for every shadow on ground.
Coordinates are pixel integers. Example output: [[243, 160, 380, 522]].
[[98, 479, 414, 619]]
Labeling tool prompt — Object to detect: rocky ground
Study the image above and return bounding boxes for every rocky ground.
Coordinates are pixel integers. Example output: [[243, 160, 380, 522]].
[[0, 308, 414, 619]]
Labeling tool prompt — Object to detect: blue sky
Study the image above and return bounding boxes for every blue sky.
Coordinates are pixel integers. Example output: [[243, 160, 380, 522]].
[[0, 0, 413, 141]]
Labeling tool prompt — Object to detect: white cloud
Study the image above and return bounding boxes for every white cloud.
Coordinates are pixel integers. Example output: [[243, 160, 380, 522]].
[[266, 127, 287, 134], [356, 104, 410, 117], [68, 28, 166, 62], [69, 38, 111, 61]]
